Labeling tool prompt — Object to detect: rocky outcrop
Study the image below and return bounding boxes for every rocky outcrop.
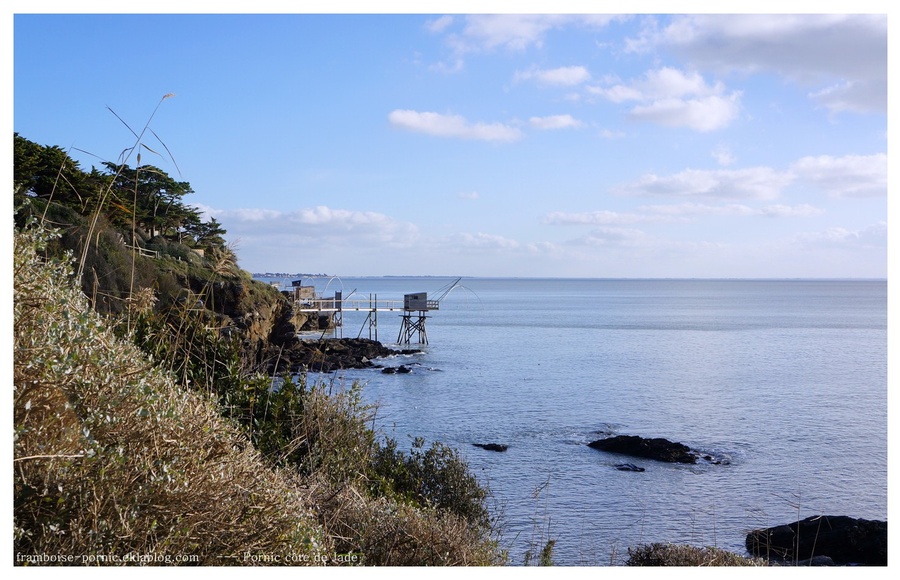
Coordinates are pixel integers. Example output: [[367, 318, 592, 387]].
[[472, 443, 508, 452], [746, 515, 887, 566], [261, 338, 420, 374], [195, 276, 421, 374], [382, 365, 413, 374], [191, 277, 326, 344], [588, 435, 698, 464]]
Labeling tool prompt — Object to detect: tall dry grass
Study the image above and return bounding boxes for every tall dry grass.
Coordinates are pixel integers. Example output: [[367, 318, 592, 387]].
[[15, 97, 503, 565], [14, 223, 327, 564], [13, 220, 505, 566]]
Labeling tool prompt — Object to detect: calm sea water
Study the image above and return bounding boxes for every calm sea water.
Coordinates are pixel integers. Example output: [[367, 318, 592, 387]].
[[259, 276, 888, 566]]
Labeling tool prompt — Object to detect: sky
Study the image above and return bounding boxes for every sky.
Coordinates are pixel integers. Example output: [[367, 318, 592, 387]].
[[9, 3, 891, 278]]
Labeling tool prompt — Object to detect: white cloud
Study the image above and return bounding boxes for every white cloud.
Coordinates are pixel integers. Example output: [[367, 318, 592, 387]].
[[794, 221, 887, 248], [287, 206, 394, 227], [791, 153, 886, 198], [425, 15, 454, 34], [529, 114, 584, 130], [758, 204, 823, 218], [638, 202, 753, 218], [711, 144, 735, 166], [568, 227, 651, 247], [643, 14, 887, 114], [545, 209, 672, 225], [515, 65, 591, 87], [200, 205, 420, 247], [629, 93, 741, 132], [598, 153, 885, 208], [451, 232, 521, 250], [598, 128, 626, 139], [612, 167, 793, 200], [457, 191, 480, 200], [545, 202, 822, 226], [808, 80, 886, 115], [589, 67, 741, 132], [641, 202, 823, 219], [451, 15, 618, 53], [590, 68, 716, 102], [429, 58, 465, 74], [388, 110, 523, 142]]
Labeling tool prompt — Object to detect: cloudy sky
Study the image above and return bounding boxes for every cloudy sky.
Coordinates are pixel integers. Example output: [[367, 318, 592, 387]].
[[11, 5, 889, 278]]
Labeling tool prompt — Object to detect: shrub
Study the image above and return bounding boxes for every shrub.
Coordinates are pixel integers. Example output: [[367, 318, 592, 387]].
[[626, 543, 768, 566], [310, 478, 504, 566], [14, 222, 327, 564], [15, 218, 505, 567], [369, 437, 493, 531]]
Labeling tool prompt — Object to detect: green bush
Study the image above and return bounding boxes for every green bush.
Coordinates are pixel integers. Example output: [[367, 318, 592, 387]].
[[369, 437, 492, 531]]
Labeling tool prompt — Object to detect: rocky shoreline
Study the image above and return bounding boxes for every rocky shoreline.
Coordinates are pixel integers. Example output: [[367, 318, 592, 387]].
[[260, 337, 421, 374], [746, 515, 887, 566]]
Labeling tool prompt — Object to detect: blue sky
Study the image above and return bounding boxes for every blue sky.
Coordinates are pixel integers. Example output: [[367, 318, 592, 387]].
[[11, 5, 890, 278]]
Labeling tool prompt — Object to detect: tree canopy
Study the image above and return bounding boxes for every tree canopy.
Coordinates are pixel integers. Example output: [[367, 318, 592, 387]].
[[14, 132, 225, 251]]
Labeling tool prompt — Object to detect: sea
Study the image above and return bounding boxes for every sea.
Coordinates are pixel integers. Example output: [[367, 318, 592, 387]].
[[255, 276, 888, 566]]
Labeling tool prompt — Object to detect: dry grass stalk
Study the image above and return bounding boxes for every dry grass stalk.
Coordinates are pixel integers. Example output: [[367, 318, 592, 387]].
[[14, 224, 327, 565]]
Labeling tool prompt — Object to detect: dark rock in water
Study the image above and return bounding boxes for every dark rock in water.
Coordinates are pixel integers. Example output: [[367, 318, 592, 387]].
[[614, 463, 645, 472], [272, 338, 421, 373], [382, 364, 412, 374], [746, 515, 887, 566], [701, 452, 732, 466], [795, 556, 836, 567], [473, 443, 508, 452], [588, 435, 698, 464]]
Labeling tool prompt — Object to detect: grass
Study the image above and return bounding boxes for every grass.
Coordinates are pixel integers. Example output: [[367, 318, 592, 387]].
[[13, 220, 504, 565], [14, 223, 326, 564]]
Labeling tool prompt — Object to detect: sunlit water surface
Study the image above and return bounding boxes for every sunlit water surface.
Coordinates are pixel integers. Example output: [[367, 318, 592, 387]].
[[259, 277, 886, 566]]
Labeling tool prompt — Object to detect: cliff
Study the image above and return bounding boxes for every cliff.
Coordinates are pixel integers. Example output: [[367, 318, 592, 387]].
[[15, 199, 330, 369]]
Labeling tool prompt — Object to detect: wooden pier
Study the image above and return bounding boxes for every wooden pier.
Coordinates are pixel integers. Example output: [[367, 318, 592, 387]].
[[290, 282, 451, 345]]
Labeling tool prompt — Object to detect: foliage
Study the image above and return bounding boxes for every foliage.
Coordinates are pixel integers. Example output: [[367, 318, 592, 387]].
[[14, 133, 224, 253], [369, 436, 493, 531], [132, 300, 496, 537], [15, 115, 505, 565], [14, 222, 327, 565], [15, 221, 505, 565], [13, 218, 502, 565], [625, 543, 768, 567], [311, 479, 504, 566], [524, 539, 556, 566], [100, 161, 194, 239]]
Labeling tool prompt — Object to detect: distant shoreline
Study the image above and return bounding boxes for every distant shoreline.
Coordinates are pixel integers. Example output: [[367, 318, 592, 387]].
[[252, 274, 887, 282]]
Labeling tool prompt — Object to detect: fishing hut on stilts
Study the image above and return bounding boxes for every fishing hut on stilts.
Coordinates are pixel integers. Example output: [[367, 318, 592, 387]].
[[293, 277, 462, 345], [397, 292, 439, 345]]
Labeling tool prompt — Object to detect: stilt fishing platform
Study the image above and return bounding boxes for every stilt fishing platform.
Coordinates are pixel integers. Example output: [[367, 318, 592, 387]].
[[289, 278, 460, 345]]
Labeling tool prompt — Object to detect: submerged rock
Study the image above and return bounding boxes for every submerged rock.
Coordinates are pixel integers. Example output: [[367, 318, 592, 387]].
[[588, 435, 698, 464], [473, 443, 508, 452], [382, 364, 413, 374], [614, 463, 645, 472], [746, 515, 887, 566]]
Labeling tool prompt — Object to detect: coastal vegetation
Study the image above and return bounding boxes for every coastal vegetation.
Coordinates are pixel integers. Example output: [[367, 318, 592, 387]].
[[13, 130, 503, 565], [625, 544, 766, 566]]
